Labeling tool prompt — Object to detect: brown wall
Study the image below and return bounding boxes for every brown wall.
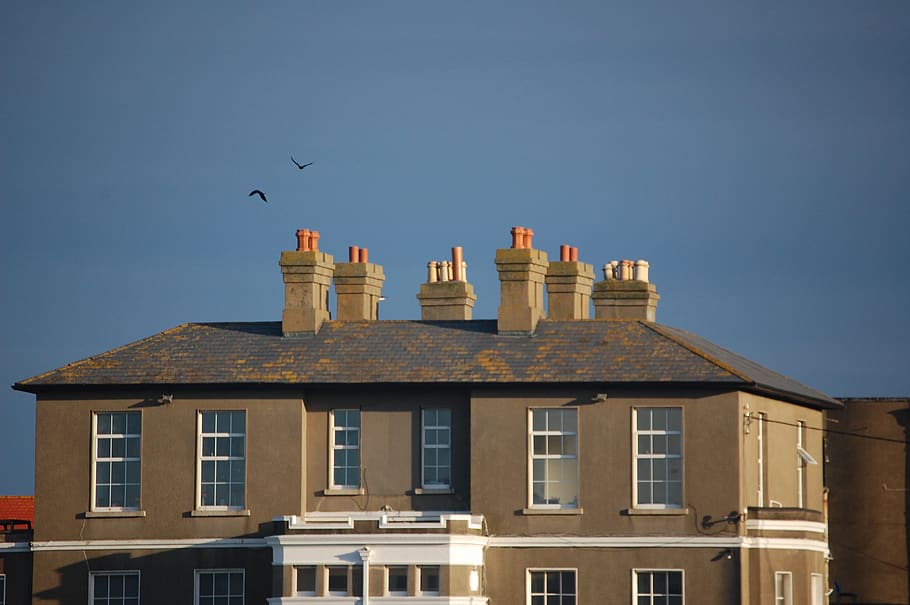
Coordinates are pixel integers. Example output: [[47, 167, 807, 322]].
[[470, 389, 742, 536], [485, 547, 740, 605], [304, 387, 471, 513], [31, 547, 271, 605], [34, 391, 305, 541], [741, 393, 824, 511], [827, 397, 909, 604]]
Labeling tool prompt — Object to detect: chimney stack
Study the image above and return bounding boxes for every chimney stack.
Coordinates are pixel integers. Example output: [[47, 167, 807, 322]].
[[279, 229, 335, 335], [495, 226, 548, 334], [592, 259, 660, 321], [417, 246, 477, 320], [334, 246, 385, 320], [545, 244, 595, 319]]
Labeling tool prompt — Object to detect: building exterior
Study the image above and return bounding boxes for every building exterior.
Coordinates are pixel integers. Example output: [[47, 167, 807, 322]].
[[13, 227, 840, 604], [827, 397, 909, 605], [0, 496, 34, 605]]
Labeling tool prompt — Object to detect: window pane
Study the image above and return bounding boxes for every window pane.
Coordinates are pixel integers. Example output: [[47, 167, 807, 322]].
[[202, 412, 216, 433], [232, 411, 246, 433], [389, 566, 408, 592], [126, 437, 140, 458], [532, 411, 547, 431], [112, 413, 126, 434], [127, 413, 141, 435], [531, 572, 545, 593], [668, 571, 682, 593], [638, 435, 651, 454], [667, 408, 682, 431], [420, 566, 440, 593], [95, 575, 109, 597], [216, 411, 232, 433], [328, 567, 348, 593], [637, 408, 651, 430], [296, 566, 316, 593]]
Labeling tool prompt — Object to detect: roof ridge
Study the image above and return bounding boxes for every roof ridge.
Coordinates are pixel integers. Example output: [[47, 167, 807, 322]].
[[14, 323, 192, 388], [642, 322, 753, 384]]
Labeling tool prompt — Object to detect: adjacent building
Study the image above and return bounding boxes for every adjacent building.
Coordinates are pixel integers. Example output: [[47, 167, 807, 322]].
[[827, 397, 909, 605], [13, 227, 840, 604], [0, 496, 34, 605]]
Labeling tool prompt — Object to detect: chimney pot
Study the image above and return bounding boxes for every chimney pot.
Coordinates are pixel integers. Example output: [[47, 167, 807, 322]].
[[570, 247, 578, 262], [359, 248, 369, 263], [348, 245, 359, 262], [620, 260, 633, 280], [560, 244, 570, 262], [310, 231, 320, 251], [523, 228, 534, 249], [427, 261, 438, 283], [452, 247, 464, 281], [510, 226, 523, 249], [296, 229, 311, 252], [634, 259, 650, 282]]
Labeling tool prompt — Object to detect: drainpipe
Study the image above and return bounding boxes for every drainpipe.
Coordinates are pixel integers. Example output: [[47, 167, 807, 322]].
[[359, 547, 372, 605]]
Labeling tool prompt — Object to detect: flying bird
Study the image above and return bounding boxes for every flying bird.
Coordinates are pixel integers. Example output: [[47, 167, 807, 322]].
[[291, 157, 314, 170], [248, 189, 268, 203]]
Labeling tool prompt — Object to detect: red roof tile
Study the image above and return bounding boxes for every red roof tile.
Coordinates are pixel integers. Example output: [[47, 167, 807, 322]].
[[0, 496, 34, 523]]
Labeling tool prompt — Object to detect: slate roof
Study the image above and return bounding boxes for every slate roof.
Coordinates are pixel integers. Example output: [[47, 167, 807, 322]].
[[14, 319, 839, 409]]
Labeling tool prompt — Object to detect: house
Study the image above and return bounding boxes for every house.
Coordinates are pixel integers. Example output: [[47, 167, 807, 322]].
[[826, 397, 909, 605], [13, 226, 839, 604], [0, 496, 34, 605]]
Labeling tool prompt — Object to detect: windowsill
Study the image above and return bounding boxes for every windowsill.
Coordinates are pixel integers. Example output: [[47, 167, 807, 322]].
[[413, 487, 454, 495], [84, 510, 147, 518], [521, 507, 584, 516], [625, 507, 689, 516], [190, 509, 251, 517], [323, 488, 366, 496]]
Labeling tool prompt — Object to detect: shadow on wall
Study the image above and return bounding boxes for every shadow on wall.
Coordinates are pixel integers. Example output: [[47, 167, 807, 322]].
[[35, 546, 274, 603]]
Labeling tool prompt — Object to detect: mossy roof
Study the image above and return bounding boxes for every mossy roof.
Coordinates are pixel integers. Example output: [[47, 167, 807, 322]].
[[14, 319, 839, 409]]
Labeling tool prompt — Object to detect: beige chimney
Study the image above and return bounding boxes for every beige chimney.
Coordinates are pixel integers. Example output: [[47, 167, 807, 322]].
[[417, 246, 477, 320], [279, 229, 335, 335], [546, 245, 595, 320], [334, 246, 385, 320], [592, 259, 659, 321], [495, 226, 548, 334]]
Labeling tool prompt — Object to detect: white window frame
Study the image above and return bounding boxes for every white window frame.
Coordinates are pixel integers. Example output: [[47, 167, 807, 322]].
[[528, 408, 579, 509], [775, 571, 792, 605], [294, 566, 317, 596], [91, 411, 142, 511], [633, 406, 684, 509], [329, 409, 361, 490], [385, 566, 409, 596], [527, 568, 576, 605], [196, 410, 247, 510], [417, 565, 440, 596], [421, 408, 452, 489], [633, 569, 684, 605], [194, 569, 244, 605], [89, 570, 141, 605]]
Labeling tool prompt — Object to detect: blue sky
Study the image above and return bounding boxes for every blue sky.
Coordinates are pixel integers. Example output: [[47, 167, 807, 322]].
[[2, 2, 908, 495]]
